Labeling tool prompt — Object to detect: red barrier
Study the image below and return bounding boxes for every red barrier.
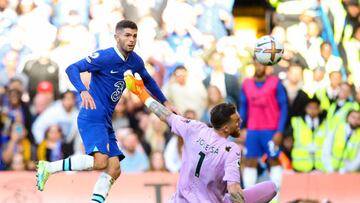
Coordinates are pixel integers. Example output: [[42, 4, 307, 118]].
[[0, 171, 178, 203], [280, 171, 360, 203]]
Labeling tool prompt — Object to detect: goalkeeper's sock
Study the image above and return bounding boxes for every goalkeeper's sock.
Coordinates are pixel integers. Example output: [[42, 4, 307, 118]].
[[243, 167, 257, 189], [47, 154, 94, 174], [90, 172, 114, 203]]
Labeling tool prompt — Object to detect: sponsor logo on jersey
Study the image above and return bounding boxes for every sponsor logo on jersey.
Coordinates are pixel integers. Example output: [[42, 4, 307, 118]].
[[85, 52, 100, 63]]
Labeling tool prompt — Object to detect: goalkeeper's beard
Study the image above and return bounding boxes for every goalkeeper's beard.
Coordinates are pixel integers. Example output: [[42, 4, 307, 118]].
[[230, 128, 241, 138]]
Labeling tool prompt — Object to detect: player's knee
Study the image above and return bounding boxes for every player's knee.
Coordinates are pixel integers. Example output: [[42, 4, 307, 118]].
[[93, 158, 108, 170]]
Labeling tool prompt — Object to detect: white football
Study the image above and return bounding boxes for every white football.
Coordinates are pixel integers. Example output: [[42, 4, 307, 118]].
[[254, 35, 284, 65]]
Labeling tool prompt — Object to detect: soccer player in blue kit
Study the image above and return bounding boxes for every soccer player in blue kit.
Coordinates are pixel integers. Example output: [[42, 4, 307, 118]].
[[36, 20, 171, 203]]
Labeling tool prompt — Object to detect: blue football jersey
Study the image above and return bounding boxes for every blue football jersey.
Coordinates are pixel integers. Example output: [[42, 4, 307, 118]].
[[66, 47, 166, 124]]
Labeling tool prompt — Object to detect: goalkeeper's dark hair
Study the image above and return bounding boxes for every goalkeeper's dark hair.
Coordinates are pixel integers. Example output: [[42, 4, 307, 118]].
[[115, 20, 138, 32], [210, 103, 237, 130]]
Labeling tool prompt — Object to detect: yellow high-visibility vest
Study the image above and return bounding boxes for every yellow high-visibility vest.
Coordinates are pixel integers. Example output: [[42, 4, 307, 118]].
[[331, 124, 360, 171], [353, 103, 359, 111], [326, 101, 354, 126], [315, 88, 331, 111], [291, 117, 326, 172]]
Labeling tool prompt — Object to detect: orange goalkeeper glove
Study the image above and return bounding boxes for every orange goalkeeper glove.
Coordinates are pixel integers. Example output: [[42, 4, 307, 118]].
[[124, 70, 150, 103]]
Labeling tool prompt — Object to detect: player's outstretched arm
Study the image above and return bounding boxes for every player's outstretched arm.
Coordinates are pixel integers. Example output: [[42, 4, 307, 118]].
[[124, 70, 173, 122]]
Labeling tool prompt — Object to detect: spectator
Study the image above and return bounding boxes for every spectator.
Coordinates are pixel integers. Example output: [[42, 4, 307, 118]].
[[112, 97, 138, 131], [3, 89, 33, 143], [120, 132, 150, 173], [283, 63, 309, 120], [201, 85, 224, 124], [203, 50, 240, 106], [51, 0, 90, 27], [120, 0, 166, 26], [325, 82, 354, 128], [144, 114, 170, 152], [148, 151, 168, 172], [322, 110, 360, 173], [343, 24, 360, 88], [354, 88, 360, 111], [302, 20, 323, 70], [22, 53, 60, 101], [0, 0, 17, 44], [194, 0, 232, 39], [183, 109, 198, 120], [32, 81, 55, 118], [316, 41, 343, 74], [0, 49, 28, 89], [162, 65, 208, 117], [134, 110, 152, 156], [9, 152, 26, 171], [1, 111, 36, 170], [37, 124, 66, 161], [315, 71, 342, 111], [287, 97, 327, 172], [162, 1, 204, 64], [303, 67, 327, 98], [32, 90, 78, 156], [0, 150, 5, 170]]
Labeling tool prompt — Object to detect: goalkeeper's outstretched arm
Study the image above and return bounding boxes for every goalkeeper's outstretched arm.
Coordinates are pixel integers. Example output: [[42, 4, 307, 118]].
[[124, 70, 173, 123]]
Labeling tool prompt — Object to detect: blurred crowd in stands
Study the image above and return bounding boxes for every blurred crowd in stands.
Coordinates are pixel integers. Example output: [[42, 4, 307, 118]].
[[0, 0, 359, 191]]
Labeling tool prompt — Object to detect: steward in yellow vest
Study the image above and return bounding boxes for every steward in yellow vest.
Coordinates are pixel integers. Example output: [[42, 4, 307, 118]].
[[325, 82, 354, 129], [290, 97, 327, 172], [322, 110, 360, 173], [315, 71, 341, 111]]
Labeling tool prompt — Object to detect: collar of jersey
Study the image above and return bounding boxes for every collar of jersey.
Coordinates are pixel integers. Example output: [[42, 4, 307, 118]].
[[113, 47, 127, 62]]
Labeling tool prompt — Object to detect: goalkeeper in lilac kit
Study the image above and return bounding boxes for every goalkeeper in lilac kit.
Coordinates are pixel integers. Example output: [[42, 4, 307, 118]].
[[124, 71, 277, 203]]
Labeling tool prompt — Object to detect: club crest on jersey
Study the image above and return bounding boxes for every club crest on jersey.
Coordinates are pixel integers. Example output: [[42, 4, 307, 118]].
[[225, 146, 232, 152], [111, 81, 125, 102], [181, 119, 191, 123]]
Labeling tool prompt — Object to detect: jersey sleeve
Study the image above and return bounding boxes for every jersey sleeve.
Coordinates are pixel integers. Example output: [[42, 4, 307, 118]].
[[276, 81, 288, 133], [223, 144, 241, 183], [66, 51, 103, 93], [239, 87, 248, 129], [167, 114, 203, 139]]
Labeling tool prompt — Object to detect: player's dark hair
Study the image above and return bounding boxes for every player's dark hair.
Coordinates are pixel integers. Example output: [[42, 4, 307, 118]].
[[210, 103, 237, 130], [115, 20, 137, 32]]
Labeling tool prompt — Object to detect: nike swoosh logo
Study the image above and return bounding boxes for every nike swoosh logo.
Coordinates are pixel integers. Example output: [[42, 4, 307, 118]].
[[110, 70, 119, 74], [257, 41, 270, 47]]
